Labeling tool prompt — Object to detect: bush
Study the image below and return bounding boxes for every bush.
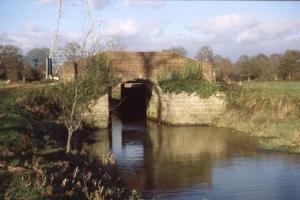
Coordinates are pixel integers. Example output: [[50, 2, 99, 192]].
[[17, 87, 61, 121], [158, 61, 221, 98], [5, 174, 45, 200]]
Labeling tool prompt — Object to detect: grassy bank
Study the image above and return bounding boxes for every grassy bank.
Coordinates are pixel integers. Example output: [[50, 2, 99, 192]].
[[0, 83, 140, 199], [215, 81, 300, 153]]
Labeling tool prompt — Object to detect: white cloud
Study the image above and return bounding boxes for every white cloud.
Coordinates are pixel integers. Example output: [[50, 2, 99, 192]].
[[2, 12, 300, 60], [35, 0, 111, 10], [102, 17, 168, 39], [195, 14, 256, 34], [122, 0, 164, 8], [104, 18, 139, 36], [190, 14, 300, 44], [0, 23, 51, 52], [89, 0, 111, 10], [0, 31, 14, 44], [185, 13, 300, 59], [35, 0, 54, 6]]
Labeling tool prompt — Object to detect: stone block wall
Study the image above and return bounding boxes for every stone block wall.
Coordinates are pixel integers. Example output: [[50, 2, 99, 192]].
[[147, 90, 226, 126], [84, 85, 226, 128], [84, 94, 109, 128]]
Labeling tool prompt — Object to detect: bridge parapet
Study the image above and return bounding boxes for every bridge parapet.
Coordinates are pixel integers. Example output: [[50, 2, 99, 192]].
[[59, 51, 213, 82]]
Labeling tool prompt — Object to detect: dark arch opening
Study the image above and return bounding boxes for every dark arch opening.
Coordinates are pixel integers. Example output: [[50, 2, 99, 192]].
[[116, 79, 153, 123]]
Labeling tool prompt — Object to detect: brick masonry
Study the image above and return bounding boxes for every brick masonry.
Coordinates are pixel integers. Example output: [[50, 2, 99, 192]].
[[60, 51, 213, 82]]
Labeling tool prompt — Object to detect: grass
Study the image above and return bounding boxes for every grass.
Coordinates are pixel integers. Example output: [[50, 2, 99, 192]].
[[0, 82, 141, 199], [215, 81, 300, 154], [242, 81, 300, 96]]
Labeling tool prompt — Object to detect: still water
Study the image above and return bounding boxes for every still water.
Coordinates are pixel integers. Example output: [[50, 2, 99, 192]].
[[86, 116, 300, 200]]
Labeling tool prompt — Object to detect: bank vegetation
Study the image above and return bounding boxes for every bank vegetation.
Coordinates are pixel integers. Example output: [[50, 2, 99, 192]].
[[0, 55, 139, 200], [215, 81, 300, 153]]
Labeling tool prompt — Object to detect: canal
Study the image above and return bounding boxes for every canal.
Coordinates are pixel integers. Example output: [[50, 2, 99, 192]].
[[86, 115, 300, 200]]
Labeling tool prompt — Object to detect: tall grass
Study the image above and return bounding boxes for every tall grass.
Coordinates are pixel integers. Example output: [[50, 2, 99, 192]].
[[216, 82, 300, 153]]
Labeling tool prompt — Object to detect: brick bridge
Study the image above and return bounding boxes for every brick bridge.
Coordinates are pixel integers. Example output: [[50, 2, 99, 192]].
[[60, 51, 225, 128], [60, 51, 213, 82]]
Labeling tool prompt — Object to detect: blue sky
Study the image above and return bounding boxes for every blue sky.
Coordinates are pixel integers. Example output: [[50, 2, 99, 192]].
[[1, 0, 300, 60]]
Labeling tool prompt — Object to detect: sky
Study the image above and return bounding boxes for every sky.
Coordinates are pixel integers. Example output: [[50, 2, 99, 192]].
[[0, 0, 300, 60]]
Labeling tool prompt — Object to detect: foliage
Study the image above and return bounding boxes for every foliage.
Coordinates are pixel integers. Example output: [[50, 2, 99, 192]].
[[0, 44, 23, 81], [158, 60, 220, 98], [62, 42, 81, 63], [164, 46, 187, 56], [53, 54, 119, 125], [0, 86, 65, 155], [214, 55, 235, 81], [5, 174, 45, 200], [216, 82, 300, 153], [0, 130, 31, 154], [195, 45, 213, 63], [279, 50, 300, 80], [1, 153, 140, 200], [24, 67, 43, 82], [51, 54, 120, 153], [25, 48, 50, 70], [0, 84, 140, 200], [105, 35, 127, 51]]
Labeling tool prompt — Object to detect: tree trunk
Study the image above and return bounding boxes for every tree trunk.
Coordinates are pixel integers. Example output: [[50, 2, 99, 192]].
[[273, 73, 278, 81], [66, 128, 73, 153], [288, 73, 291, 80], [247, 75, 250, 82]]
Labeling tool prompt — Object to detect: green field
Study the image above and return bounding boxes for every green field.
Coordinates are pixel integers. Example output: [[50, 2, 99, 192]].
[[242, 81, 300, 96]]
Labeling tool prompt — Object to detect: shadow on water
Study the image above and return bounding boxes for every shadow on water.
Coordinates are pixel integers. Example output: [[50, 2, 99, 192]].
[[85, 116, 300, 200]]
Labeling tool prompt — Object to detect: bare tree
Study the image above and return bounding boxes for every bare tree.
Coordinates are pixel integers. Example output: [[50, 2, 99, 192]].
[[105, 35, 127, 51], [195, 45, 215, 81], [55, 0, 120, 153], [237, 55, 253, 82], [166, 46, 187, 56], [251, 53, 268, 80], [26, 48, 50, 70], [0, 45, 23, 81], [62, 42, 81, 63], [269, 54, 281, 81], [279, 50, 300, 80], [213, 54, 234, 82], [195, 45, 214, 63], [55, 55, 118, 153]]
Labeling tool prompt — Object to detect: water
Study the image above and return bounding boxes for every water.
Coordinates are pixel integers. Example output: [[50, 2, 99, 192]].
[[86, 116, 300, 200]]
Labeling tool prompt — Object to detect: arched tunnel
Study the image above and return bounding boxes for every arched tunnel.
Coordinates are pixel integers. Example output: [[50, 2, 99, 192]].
[[110, 79, 154, 123]]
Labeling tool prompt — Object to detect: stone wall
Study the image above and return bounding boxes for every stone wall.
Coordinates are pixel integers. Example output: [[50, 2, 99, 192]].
[[86, 84, 225, 128], [147, 90, 226, 126], [84, 94, 109, 128]]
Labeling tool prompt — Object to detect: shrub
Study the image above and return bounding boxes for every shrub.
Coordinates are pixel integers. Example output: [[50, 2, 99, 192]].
[[5, 174, 45, 200], [158, 60, 220, 98]]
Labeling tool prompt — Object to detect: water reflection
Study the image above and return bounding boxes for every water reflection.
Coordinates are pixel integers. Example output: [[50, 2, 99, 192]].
[[86, 116, 300, 200]]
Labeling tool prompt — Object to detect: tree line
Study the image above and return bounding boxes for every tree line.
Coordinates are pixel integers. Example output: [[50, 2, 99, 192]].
[[0, 44, 49, 82], [167, 46, 300, 81], [0, 37, 127, 82]]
